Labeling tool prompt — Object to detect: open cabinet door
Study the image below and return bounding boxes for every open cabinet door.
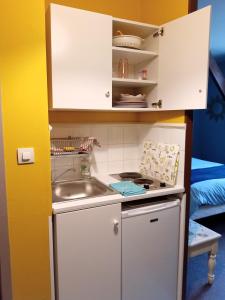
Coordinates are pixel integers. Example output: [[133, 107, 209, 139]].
[[158, 6, 211, 110]]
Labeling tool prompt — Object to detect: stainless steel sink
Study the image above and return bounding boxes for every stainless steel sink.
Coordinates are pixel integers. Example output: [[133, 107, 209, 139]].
[[52, 177, 116, 203]]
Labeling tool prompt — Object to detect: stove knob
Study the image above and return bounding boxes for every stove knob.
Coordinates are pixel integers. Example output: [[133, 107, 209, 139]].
[[144, 184, 150, 190], [160, 182, 166, 188]]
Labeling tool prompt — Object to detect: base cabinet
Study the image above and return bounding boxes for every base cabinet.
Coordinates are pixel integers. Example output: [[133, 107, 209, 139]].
[[54, 204, 121, 300], [53, 199, 185, 300]]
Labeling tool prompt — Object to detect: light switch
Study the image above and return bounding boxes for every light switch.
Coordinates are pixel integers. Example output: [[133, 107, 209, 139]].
[[17, 148, 35, 165], [22, 151, 31, 162]]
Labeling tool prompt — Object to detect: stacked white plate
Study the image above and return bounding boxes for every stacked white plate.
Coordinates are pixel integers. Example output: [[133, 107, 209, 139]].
[[113, 94, 147, 108]]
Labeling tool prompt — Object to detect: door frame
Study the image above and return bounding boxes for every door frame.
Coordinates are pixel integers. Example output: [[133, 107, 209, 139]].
[[0, 88, 13, 300], [183, 1, 198, 299]]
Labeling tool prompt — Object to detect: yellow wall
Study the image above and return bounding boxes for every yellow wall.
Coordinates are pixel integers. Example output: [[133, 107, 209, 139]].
[[141, 0, 189, 24], [49, 110, 139, 123], [138, 111, 185, 123], [0, 0, 187, 299], [46, 0, 141, 21], [0, 1, 52, 300]]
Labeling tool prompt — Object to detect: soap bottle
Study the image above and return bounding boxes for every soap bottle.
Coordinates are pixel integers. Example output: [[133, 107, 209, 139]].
[[80, 155, 91, 178]]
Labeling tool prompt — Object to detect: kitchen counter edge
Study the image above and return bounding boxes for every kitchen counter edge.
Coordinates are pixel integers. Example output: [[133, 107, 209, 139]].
[[52, 174, 185, 214]]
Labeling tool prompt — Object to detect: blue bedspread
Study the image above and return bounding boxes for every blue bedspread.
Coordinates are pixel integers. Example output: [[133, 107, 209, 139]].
[[192, 157, 221, 170], [190, 158, 225, 216], [191, 165, 225, 184]]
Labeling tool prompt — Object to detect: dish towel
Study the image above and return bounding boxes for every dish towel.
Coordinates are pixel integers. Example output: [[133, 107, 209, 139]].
[[110, 181, 146, 196]]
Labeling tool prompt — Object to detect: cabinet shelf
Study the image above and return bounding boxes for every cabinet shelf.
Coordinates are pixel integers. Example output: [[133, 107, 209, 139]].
[[113, 17, 159, 38], [112, 107, 157, 112], [112, 78, 157, 87], [112, 47, 157, 64]]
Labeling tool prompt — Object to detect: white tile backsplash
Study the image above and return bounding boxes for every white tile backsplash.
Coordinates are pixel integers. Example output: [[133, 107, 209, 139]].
[[51, 126, 72, 138], [92, 145, 108, 163], [123, 126, 138, 144], [178, 151, 185, 173], [91, 162, 108, 175], [123, 144, 139, 160], [54, 156, 74, 168], [51, 164, 80, 182], [108, 126, 123, 145], [123, 160, 139, 172], [51, 123, 186, 186], [108, 145, 123, 161], [90, 125, 108, 145], [177, 171, 184, 186], [108, 160, 123, 173], [71, 126, 90, 137]]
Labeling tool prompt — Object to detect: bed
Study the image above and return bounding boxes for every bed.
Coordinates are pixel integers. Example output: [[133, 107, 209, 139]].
[[191, 158, 225, 220]]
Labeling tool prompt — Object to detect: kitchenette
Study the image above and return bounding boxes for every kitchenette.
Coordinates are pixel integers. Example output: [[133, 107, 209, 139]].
[[0, 0, 212, 300], [47, 3, 210, 300], [49, 122, 186, 300]]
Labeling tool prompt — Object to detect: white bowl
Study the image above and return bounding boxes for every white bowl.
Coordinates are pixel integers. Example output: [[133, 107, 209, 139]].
[[113, 35, 144, 50]]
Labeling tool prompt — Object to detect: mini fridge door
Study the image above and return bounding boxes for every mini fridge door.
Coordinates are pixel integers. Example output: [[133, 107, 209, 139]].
[[122, 201, 180, 300]]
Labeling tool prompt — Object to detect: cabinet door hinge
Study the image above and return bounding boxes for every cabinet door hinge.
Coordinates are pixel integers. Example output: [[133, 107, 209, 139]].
[[153, 27, 164, 38], [151, 100, 162, 109]]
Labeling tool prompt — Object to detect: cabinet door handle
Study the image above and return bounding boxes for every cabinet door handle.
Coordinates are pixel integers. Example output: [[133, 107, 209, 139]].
[[113, 219, 119, 233], [113, 219, 119, 226], [105, 91, 110, 98]]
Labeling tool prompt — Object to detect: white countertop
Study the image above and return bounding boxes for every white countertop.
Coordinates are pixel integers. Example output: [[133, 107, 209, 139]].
[[52, 174, 185, 214]]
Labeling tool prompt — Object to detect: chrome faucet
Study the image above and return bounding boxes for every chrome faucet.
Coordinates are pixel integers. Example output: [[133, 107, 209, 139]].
[[52, 167, 77, 183]]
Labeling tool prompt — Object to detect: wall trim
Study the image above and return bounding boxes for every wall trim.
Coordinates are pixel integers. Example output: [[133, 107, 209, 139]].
[[48, 216, 55, 300], [51, 122, 186, 128], [183, 2, 197, 300]]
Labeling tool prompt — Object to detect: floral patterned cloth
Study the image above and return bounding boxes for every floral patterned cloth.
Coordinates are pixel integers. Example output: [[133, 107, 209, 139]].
[[139, 141, 180, 186]]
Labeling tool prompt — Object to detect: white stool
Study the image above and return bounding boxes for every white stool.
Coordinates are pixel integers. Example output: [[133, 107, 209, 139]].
[[188, 219, 221, 284]]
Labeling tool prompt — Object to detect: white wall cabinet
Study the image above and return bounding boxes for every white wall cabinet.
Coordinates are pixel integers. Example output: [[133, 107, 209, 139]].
[[49, 4, 211, 111], [157, 8, 211, 110], [50, 5, 112, 110], [54, 204, 121, 300]]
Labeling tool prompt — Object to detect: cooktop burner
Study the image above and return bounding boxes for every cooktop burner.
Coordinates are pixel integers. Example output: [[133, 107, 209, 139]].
[[110, 172, 171, 190], [133, 178, 154, 185], [119, 172, 142, 180]]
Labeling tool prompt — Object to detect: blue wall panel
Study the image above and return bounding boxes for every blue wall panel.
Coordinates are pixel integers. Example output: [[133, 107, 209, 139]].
[[192, 0, 225, 163]]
